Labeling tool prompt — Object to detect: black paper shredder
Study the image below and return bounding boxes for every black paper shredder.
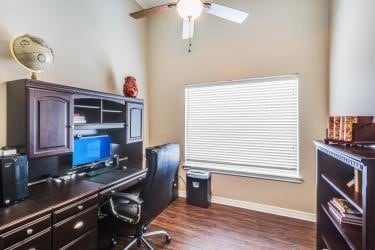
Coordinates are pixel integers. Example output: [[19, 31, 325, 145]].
[[186, 170, 211, 208]]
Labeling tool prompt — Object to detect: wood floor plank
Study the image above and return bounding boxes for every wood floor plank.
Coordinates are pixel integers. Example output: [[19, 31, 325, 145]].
[[112, 198, 316, 249]]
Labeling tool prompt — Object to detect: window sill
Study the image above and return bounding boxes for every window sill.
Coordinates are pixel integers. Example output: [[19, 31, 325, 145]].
[[183, 164, 303, 184]]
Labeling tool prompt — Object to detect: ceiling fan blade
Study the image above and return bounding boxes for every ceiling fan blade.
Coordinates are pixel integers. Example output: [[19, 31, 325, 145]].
[[130, 3, 176, 19], [204, 3, 248, 24], [182, 19, 194, 40]]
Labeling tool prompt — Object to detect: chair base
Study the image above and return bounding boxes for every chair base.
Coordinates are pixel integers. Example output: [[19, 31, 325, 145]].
[[123, 230, 172, 250]]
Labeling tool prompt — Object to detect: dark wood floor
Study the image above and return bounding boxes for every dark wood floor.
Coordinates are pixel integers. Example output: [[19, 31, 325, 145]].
[[113, 198, 316, 250]]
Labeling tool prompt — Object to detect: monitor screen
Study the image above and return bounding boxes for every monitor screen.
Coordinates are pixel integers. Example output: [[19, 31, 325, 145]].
[[72, 135, 111, 168]]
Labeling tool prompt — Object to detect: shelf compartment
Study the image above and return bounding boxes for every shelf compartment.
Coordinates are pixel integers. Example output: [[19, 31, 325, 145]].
[[74, 108, 101, 124], [75, 98, 101, 107], [322, 231, 350, 250], [74, 123, 125, 130], [102, 99, 125, 111], [321, 203, 362, 250], [321, 174, 363, 214], [74, 98, 102, 124], [102, 111, 125, 124]]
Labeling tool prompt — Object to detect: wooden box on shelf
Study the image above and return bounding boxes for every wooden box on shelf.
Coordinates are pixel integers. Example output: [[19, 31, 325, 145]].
[[326, 116, 375, 145], [315, 140, 375, 250]]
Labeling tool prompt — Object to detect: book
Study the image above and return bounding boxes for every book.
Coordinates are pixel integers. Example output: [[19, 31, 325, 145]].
[[328, 206, 362, 226], [331, 198, 361, 215], [328, 202, 361, 219], [328, 198, 362, 226], [73, 113, 87, 124]]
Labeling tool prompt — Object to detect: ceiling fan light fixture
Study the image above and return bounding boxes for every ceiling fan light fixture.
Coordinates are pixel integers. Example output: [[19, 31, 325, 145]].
[[177, 0, 203, 20]]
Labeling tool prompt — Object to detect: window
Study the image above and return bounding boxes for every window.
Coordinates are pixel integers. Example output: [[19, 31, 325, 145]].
[[184, 75, 300, 182]]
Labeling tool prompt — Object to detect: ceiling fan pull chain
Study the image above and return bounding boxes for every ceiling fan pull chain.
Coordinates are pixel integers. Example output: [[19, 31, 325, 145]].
[[189, 39, 192, 53], [188, 16, 192, 53]]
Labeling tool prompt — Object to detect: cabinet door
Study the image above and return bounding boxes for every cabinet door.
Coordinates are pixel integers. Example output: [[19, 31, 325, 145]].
[[28, 88, 74, 158], [126, 102, 144, 144]]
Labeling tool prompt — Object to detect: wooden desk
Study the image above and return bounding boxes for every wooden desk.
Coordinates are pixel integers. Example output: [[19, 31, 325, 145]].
[[0, 165, 147, 250]]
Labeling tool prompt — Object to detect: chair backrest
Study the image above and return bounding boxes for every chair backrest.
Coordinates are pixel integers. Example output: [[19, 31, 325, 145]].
[[140, 144, 180, 225]]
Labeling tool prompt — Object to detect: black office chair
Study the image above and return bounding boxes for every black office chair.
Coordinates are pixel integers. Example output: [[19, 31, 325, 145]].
[[100, 144, 180, 250]]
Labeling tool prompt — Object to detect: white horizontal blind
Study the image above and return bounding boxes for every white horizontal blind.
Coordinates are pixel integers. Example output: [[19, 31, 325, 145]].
[[185, 75, 299, 180]]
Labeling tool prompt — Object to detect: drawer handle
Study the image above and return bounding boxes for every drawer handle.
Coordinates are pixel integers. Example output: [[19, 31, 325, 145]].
[[28, 248, 36, 250], [77, 205, 84, 210], [73, 221, 84, 230], [26, 228, 34, 235]]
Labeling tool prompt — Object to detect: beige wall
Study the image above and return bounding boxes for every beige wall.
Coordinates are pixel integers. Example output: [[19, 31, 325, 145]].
[[148, 0, 329, 213], [0, 0, 148, 147], [329, 0, 375, 115], [0, 0, 330, 213]]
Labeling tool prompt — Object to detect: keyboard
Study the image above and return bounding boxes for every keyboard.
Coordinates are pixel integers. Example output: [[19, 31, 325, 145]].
[[86, 167, 115, 177]]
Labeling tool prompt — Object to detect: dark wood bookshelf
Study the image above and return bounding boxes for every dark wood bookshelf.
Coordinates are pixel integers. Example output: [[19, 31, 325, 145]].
[[315, 140, 375, 250]]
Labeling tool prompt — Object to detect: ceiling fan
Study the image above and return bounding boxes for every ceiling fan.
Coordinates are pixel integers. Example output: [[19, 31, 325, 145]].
[[130, 0, 248, 51]]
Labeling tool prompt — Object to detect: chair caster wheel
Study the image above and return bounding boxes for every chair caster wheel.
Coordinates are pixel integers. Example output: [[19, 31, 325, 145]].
[[111, 238, 117, 246], [166, 236, 172, 243]]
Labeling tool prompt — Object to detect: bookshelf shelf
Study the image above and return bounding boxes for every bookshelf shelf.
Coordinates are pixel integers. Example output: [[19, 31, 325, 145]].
[[74, 104, 101, 109], [102, 109, 123, 113], [321, 203, 362, 250], [74, 123, 125, 130], [321, 173, 363, 213]]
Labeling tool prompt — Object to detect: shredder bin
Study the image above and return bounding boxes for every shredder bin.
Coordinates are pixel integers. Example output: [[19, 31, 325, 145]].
[[186, 170, 211, 208]]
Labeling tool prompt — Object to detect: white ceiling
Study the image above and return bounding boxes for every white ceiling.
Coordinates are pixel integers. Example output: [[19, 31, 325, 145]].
[[134, 0, 174, 8]]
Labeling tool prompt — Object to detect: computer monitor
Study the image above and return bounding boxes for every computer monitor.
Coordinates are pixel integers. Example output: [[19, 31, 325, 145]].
[[72, 135, 111, 168]]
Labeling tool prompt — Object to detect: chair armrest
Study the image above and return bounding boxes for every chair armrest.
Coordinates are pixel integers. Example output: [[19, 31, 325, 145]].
[[105, 192, 144, 205], [103, 192, 144, 224]]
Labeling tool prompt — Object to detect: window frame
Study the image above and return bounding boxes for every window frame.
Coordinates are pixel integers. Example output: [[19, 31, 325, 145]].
[[184, 75, 302, 183]]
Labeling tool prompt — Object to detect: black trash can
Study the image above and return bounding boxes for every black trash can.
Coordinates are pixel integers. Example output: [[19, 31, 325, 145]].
[[186, 170, 211, 208]]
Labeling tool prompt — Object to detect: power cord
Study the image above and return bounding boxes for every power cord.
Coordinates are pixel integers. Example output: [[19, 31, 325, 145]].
[[178, 175, 186, 187]]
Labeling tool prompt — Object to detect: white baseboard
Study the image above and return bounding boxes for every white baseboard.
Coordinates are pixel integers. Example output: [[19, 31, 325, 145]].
[[178, 191, 316, 222]]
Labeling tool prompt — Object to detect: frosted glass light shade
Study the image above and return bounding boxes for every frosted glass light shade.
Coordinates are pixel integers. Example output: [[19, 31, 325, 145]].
[[177, 0, 203, 20]]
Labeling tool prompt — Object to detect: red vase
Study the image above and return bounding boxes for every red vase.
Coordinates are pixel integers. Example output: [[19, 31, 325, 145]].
[[123, 76, 138, 98]]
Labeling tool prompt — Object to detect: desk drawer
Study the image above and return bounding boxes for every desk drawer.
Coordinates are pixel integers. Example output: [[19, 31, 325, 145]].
[[53, 195, 98, 223], [59, 228, 97, 250], [53, 205, 97, 249], [0, 215, 51, 249], [5, 228, 51, 250]]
